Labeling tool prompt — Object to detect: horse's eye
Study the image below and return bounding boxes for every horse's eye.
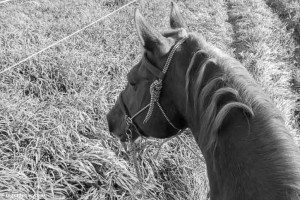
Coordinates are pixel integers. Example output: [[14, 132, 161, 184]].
[[129, 81, 137, 90], [128, 80, 135, 86]]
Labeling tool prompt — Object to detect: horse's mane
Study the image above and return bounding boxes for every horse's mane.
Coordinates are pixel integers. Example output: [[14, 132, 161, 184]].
[[185, 33, 300, 194], [185, 33, 260, 149]]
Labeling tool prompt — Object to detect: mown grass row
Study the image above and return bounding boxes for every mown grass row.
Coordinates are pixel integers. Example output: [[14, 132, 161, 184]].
[[264, 0, 300, 125], [0, 0, 233, 199], [226, 0, 300, 138], [264, 0, 300, 43]]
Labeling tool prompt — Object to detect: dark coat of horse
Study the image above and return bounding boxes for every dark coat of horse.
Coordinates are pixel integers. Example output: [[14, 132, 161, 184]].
[[107, 2, 300, 199]]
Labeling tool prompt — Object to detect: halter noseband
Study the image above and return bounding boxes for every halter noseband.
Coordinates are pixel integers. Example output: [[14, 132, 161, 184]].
[[120, 37, 187, 140]]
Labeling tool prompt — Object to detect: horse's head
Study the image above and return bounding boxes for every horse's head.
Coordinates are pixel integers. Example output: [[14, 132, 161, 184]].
[[106, 2, 199, 141]]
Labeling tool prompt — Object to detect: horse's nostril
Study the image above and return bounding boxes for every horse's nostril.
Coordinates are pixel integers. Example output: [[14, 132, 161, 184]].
[[106, 114, 114, 133], [108, 124, 114, 134]]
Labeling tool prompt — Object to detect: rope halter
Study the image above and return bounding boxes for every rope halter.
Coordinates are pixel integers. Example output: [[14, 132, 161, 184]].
[[119, 36, 188, 140], [143, 37, 187, 124]]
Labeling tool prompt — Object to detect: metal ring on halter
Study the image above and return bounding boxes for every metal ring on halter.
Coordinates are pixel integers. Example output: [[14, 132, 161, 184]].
[[126, 128, 133, 139]]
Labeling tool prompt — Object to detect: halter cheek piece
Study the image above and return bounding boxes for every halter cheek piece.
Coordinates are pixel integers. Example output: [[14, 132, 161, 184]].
[[119, 37, 188, 140]]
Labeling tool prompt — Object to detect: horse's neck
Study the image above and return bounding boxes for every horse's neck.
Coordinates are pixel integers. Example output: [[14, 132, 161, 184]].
[[191, 108, 300, 200]]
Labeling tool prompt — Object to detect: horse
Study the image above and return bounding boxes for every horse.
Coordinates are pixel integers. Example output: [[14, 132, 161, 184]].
[[106, 2, 300, 199]]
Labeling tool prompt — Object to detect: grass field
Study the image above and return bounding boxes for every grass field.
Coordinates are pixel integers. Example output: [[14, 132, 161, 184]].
[[0, 0, 299, 199]]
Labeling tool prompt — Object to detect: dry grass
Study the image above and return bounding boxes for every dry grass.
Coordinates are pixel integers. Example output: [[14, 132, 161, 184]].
[[0, 0, 299, 199]]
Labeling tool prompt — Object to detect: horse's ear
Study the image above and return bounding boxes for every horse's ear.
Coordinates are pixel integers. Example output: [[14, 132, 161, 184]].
[[135, 9, 171, 55], [170, 2, 187, 29]]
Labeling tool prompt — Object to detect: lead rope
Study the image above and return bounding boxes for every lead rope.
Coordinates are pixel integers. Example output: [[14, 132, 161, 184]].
[[130, 142, 144, 195], [124, 139, 158, 199], [175, 135, 205, 163], [122, 37, 189, 199], [131, 141, 158, 200], [124, 131, 205, 199], [123, 129, 157, 199], [155, 130, 205, 163]]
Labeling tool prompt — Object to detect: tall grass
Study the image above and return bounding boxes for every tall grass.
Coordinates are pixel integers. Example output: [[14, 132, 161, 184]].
[[0, 0, 232, 199], [0, 0, 299, 199]]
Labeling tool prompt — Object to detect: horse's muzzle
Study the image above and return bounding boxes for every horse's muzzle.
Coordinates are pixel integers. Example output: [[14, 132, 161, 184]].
[[106, 102, 135, 142], [106, 103, 125, 140]]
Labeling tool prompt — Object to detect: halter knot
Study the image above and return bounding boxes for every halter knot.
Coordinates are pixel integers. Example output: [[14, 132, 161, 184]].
[[125, 115, 132, 125], [143, 79, 163, 123]]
